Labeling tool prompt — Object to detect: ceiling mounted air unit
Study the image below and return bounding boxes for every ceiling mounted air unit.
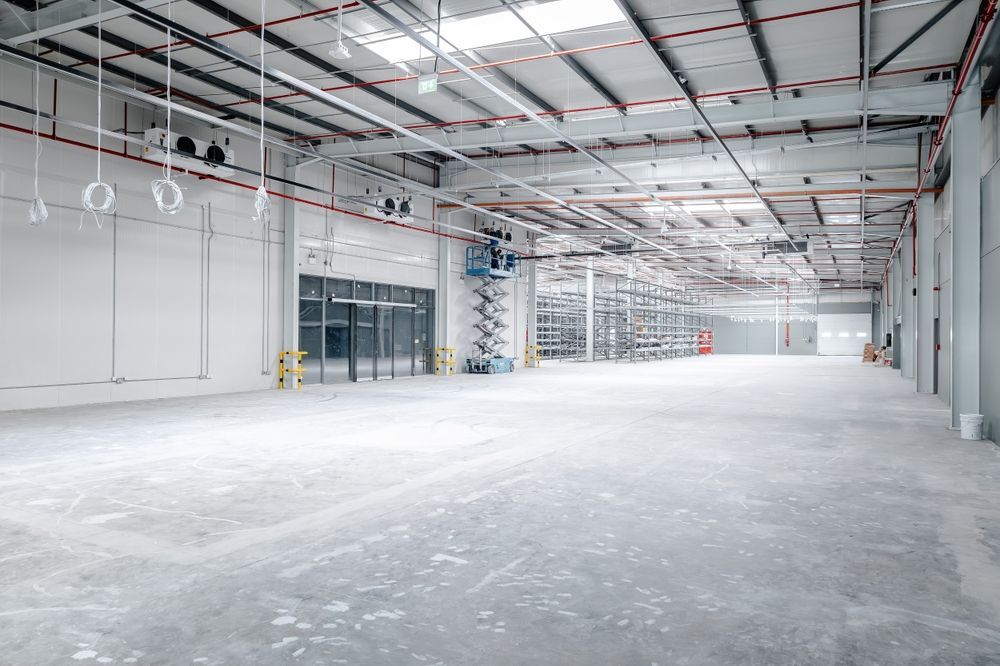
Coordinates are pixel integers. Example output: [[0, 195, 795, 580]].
[[143, 128, 236, 177], [764, 239, 813, 257], [600, 240, 635, 256]]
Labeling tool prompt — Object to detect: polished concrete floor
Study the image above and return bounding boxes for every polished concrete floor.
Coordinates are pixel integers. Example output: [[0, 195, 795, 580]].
[[1, 356, 999, 665]]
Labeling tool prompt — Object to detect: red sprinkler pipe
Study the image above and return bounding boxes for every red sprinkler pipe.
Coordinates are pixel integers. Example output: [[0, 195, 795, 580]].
[[884, 0, 998, 283]]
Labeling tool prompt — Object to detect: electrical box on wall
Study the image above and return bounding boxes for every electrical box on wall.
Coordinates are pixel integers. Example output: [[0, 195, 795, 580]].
[[143, 128, 236, 177]]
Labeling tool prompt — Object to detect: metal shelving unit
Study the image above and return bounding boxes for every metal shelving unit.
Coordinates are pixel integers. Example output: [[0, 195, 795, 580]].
[[536, 283, 586, 360], [536, 276, 711, 362]]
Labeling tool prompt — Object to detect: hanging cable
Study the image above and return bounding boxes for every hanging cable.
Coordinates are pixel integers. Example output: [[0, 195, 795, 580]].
[[28, 0, 47, 226], [150, 0, 184, 215], [81, 0, 116, 229], [432, 0, 442, 76], [253, 0, 271, 223]]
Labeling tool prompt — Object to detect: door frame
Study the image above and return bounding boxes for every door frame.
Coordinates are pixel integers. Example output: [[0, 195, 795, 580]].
[[329, 298, 417, 382]]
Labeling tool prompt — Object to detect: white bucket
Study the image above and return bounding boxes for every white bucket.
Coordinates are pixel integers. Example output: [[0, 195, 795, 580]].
[[960, 413, 984, 441]]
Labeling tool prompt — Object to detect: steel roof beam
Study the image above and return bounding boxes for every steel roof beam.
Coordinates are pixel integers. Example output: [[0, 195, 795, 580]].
[[446, 143, 918, 192], [385, 0, 556, 155], [542, 223, 903, 237], [441, 124, 929, 180], [183, 0, 447, 128], [73, 23, 357, 138], [315, 82, 951, 157], [733, 0, 811, 140], [351, 0, 703, 256], [498, 0, 627, 115], [0, 0, 171, 43], [14, 34, 304, 137], [614, 0, 794, 247], [872, 0, 964, 74]]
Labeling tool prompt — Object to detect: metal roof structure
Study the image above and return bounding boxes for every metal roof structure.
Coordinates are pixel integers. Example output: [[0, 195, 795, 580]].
[[0, 0, 988, 296]]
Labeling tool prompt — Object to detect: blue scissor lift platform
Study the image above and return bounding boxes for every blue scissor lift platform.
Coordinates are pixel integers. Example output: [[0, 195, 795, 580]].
[[465, 243, 519, 374]]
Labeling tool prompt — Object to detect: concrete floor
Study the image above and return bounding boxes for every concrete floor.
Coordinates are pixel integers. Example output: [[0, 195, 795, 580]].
[[2, 356, 999, 665]]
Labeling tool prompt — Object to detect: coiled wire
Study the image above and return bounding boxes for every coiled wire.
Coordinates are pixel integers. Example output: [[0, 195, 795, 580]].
[[81, 0, 115, 230], [80, 182, 116, 230], [151, 177, 184, 214], [150, 1, 184, 216]]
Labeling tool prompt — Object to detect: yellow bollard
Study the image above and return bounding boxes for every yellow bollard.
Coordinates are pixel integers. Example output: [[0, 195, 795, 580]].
[[434, 347, 456, 376], [278, 351, 308, 389], [524, 344, 542, 368]]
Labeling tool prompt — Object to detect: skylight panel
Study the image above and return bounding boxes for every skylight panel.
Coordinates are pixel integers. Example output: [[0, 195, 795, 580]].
[[359, 0, 625, 68], [521, 0, 625, 35]]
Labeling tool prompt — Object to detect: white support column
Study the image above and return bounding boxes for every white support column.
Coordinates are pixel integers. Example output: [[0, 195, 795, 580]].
[[900, 229, 915, 379], [950, 73, 982, 428], [890, 259, 901, 369], [282, 157, 300, 353], [526, 235, 537, 350], [915, 190, 935, 392], [436, 215, 452, 354], [585, 258, 595, 362]]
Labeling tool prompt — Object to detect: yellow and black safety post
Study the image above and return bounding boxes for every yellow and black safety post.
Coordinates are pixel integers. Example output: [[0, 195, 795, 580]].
[[434, 347, 456, 376], [278, 351, 308, 389], [525, 344, 542, 368]]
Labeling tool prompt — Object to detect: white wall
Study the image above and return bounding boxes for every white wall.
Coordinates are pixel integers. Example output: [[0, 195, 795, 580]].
[[0, 63, 524, 410], [0, 74, 285, 410]]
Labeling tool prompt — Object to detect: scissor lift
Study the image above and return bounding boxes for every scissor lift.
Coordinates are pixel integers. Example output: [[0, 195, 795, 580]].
[[465, 244, 519, 374]]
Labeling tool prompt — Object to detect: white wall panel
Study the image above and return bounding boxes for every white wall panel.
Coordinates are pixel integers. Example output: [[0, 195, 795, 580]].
[[0, 61, 527, 409]]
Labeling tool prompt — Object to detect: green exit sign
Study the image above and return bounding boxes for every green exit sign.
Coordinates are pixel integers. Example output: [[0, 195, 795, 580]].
[[418, 73, 439, 95]]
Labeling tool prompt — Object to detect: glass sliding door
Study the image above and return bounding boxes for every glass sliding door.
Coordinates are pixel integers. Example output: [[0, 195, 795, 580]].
[[299, 276, 324, 384], [393, 307, 414, 377], [376, 306, 393, 379], [414, 307, 432, 375], [323, 302, 351, 383], [355, 305, 375, 381], [302, 275, 435, 385]]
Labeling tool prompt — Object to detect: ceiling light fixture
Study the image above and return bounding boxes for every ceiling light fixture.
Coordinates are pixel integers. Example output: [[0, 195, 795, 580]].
[[329, 0, 351, 59]]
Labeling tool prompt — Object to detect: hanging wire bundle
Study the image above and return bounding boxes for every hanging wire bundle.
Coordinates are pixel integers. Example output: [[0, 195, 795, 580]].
[[80, 0, 116, 229], [252, 0, 271, 223], [28, 0, 47, 226], [150, 0, 184, 215]]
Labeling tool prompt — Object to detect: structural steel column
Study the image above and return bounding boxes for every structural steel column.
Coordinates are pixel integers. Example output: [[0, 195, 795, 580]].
[[900, 229, 915, 379], [585, 259, 595, 362], [526, 234, 537, 349], [436, 214, 452, 352], [879, 283, 888, 347], [950, 73, 981, 427], [916, 191, 935, 392], [282, 157, 300, 353], [889, 254, 903, 370]]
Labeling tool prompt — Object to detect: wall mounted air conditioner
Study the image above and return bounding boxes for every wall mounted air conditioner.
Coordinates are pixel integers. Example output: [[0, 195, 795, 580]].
[[142, 128, 236, 177]]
